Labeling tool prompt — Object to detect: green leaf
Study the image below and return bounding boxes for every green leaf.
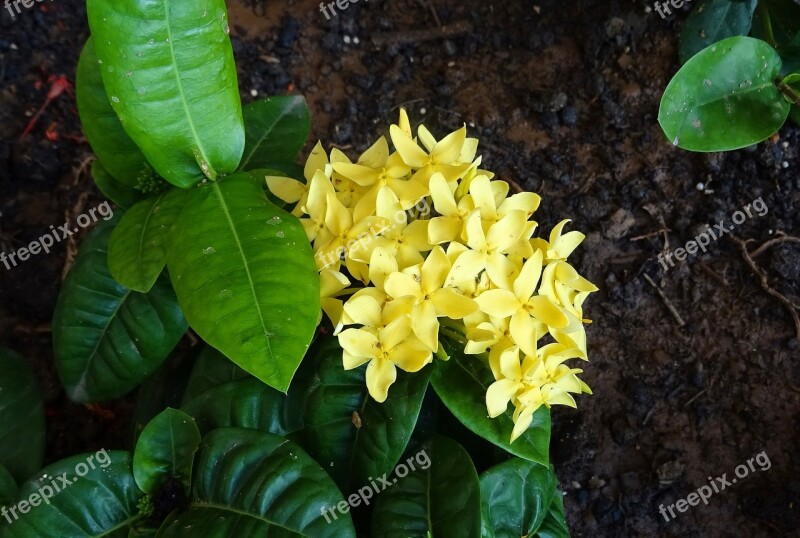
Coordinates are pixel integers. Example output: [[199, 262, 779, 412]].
[[239, 96, 310, 171], [156, 428, 356, 537], [536, 493, 570, 538], [180, 346, 249, 405], [371, 435, 481, 538], [53, 218, 188, 403], [181, 378, 293, 435], [286, 336, 430, 490], [108, 189, 187, 293], [479, 459, 558, 537], [133, 408, 201, 495], [430, 337, 551, 465], [0, 464, 18, 506], [0, 348, 45, 484], [659, 36, 790, 151], [165, 172, 319, 393], [86, 0, 245, 188], [92, 161, 147, 210], [77, 38, 159, 191], [1, 451, 145, 537], [679, 0, 758, 63]]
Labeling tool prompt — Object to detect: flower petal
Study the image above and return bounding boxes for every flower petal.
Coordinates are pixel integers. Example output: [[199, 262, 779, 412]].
[[389, 340, 433, 372], [384, 271, 423, 301], [486, 379, 521, 418], [266, 176, 305, 204], [359, 136, 390, 169], [343, 294, 383, 327], [339, 328, 379, 358], [304, 141, 329, 181], [366, 357, 397, 403], [431, 288, 477, 319], [514, 250, 544, 301], [390, 125, 429, 169], [509, 310, 539, 358], [411, 300, 439, 351], [474, 289, 520, 318], [432, 125, 467, 164], [528, 295, 569, 329]]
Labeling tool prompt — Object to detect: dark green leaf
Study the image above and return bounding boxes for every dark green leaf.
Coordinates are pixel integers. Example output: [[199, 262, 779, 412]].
[[92, 161, 147, 210], [77, 38, 159, 190], [166, 172, 319, 393], [286, 336, 430, 490], [371, 435, 481, 538], [181, 378, 293, 435], [156, 428, 356, 537], [108, 189, 187, 293], [133, 408, 201, 494], [536, 493, 570, 538], [86, 0, 245, 187], [0, 464, 17, 506], [239, 96, 310, 171], [659, 36, 790, 151], [431, 337, 551, 465], [679, 0, 758, 63], [2, 451, 144, 537], [53, 218, 188, 403], [180, 346, 249, 405], [0, 348, 45, 484], [480, 459, 558, 537]]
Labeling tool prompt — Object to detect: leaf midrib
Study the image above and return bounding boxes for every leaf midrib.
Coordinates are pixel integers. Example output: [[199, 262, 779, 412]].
[[239, 102, 297, 170], [187, 501, 307, 536]]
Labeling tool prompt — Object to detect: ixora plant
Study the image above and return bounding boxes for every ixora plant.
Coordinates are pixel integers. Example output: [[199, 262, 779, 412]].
[[0, 0, 596, 536], [659, 0, 800, 152]]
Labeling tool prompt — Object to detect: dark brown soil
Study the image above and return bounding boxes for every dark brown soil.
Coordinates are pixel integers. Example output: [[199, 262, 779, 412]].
[[1, 0, 799, 536]]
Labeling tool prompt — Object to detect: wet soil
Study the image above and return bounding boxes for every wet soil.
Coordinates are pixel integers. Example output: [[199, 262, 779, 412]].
[[1, 0, 799, 536]]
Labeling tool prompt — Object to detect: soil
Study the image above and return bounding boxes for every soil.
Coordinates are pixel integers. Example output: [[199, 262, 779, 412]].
[[1, 0, 799, 536]]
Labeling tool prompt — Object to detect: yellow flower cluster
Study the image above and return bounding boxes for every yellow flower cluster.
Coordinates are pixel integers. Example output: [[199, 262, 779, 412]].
[[266, 110, 597, 442]]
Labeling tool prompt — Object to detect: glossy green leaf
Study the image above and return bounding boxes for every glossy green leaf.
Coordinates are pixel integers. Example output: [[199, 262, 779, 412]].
[[536, 494, 570, 538], [479, 459, 558, 538], [659, 36, 790, 151], [679, 0, 758, 63], [86, 0, 245, 187], [0, 348, 45, 484], [156, 428, 356, 537], [77, 38, 159, 190], [108, 189, 187, 293], [371, 435, 481, 538], [180, 346, 249, 405], [1, 451, 145, 537], [431, 337, 550, 465], [0, 463, 17, 506], [53, 218, 188, 403], [166, 172, 319, 393], [239, 96, 310, 171], [182, 378, 293, 435], [133, 408, 201, 495], [286, 336, 431, 490], [92, 161, 147, 210]]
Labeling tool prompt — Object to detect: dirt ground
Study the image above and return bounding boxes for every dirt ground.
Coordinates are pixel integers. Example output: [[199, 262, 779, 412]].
[[1, 0, 799, 536]]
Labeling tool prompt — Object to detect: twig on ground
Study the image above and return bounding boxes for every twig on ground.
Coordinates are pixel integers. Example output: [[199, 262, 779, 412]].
[[371, 20, 471, 47], [643, 273, 686, 327]]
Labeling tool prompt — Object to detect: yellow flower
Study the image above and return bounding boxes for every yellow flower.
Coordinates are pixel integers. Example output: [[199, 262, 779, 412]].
[[531, 219, 586, 263], [389, 122, 472, 186], [339, 317, 431, 402], [540, 261, 598, 320], [384, 246, 477, 351], [266, 141, 329, 216], [473, 250, 569, 357], [428, 172, 474, 245], [319, 268, 350, 327]]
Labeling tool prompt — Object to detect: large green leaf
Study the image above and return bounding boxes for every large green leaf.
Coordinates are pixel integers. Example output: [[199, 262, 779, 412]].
[[0, 348, 45, 484], [156, 428, 355, 537], [76, 37, 158, 190], [165, 172, 319, 393], [180, 346, 249, 405], [0, 464, 17, 507], [371, 435, 481, 538], [108, 189, 187, 293], [431, 337, 551, 465], [479, 459, 558, 538], [679, 0, 758, 63], [1, 452, 145, 537], [53, 218, 188, 403], [133, 408, 201, 495], [92, 161, 147, 210], [659, 36, 790, 151], [239, 96, 310, 171], [536, 494, 570, 538], [181, 378, 293, 435], [86, 0, 245, 187], [286, 336, 430, 490]]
